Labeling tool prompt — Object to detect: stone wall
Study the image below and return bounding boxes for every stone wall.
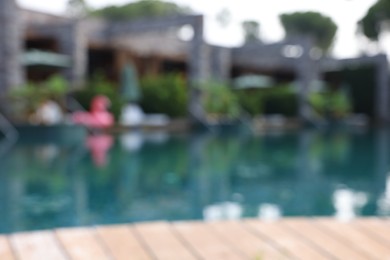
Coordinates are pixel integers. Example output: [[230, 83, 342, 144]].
[[21, 8, 69, 25], [27, 22, 87, 87], [0, 0, 24, 101]]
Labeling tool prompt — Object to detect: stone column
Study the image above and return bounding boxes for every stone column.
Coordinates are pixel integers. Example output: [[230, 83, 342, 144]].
[[188, 16, 209, 122], [57, 21, 87, 88], [294, 39, 320, 122], [210, 46, 231, 83], [375, 54, 389, 124], [0, 0, 24, 109], [376, 128, 389, 192]]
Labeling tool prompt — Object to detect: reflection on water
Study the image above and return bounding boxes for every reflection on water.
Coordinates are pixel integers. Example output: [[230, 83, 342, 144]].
[[378, 174, 390, 216], [332, 187, 368, 221], [120, 132, 144, 152], [203, 202, 243, 221], [34, 144, 59, 165], [86, 134, 113, 167], [258, 203, 282, 221], [0, 128, 389, 233]]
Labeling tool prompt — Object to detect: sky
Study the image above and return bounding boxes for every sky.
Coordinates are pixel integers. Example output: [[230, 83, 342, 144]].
[[18, 0, 379, 58]]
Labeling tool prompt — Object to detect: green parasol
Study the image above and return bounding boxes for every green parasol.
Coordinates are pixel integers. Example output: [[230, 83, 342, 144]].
[[233, 74, 274, 89], [120, 63, 141, 102], [22, 49, 70, 67]]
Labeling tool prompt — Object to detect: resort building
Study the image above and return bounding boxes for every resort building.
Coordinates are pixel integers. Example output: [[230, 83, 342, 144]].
[[0, 0, 389, 123]]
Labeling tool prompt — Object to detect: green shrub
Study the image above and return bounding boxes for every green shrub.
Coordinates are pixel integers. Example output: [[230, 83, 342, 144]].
[[10, 74, 68, 118], [309, 89, 351, 119], [43, 74, 68, 97], [235, 85, 298, 116], [236, 89, 264, 116], [11, 75, 67, 101], [139, 73, 187, 118], [341, 66, 375, 117], [200, 81, 241, 120], [263, 86, 298, 116]]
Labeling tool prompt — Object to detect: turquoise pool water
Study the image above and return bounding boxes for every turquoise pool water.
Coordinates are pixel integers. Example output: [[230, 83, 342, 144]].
[[0, 128, 389, 233]]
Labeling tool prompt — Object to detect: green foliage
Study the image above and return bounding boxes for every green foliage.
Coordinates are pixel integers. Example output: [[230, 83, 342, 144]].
[[236, 85, 298, 116], [11, 74, 67, 100], [91, 0, 192, 21], [236, 90, 263, 115], [309, 89, 352, 119], [359, 0, 390, 40], [139, 73, 187, 117], [309, 132, 351, 166], [10, 74, 68, 117], [279, 11, 337, 51], [67, 0, 89, 18], [45, 74, 68, 96], [341, 66, 375, 117], [242, 20, 261, 44], [216, 8, 232, 28], [200, 81, 241, 120], [72, 74, 124, 120], [262, 86, 298, 116]]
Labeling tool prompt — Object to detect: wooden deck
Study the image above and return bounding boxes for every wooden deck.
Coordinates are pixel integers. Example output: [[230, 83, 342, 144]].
[[1, 218, 390, 259]]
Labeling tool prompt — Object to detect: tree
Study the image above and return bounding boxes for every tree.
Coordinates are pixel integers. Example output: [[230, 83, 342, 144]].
[[66, 0, 89, 19], [359, 0, 390, 40], [242, 20, 261, 44], [216, 8, 232, 28], [91, 0, 193, 21], [279, 12, 337, 52]]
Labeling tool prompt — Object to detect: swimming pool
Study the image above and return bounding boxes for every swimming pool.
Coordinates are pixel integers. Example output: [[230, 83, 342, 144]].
[[0, 127, 389, 233]]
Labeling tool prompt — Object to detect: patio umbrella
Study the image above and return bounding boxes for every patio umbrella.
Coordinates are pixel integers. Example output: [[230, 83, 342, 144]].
[[22, 49, 70, 67], [120, 63, 141, 103], [233, 74, 274, 89]]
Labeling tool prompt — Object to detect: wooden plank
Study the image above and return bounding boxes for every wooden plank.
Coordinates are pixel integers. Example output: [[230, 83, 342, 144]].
[[282, 218, 368, 260], [10, 231, 66, 260], [96, 225, 152, 260], [56, 227, 109, 260], [352, 218, 390, 245], [6, 218, 390, 260], [173, 221, 244, 260], [245, 220, 330, 260], [317, 219, 390, 259], [0, 236, 15, 260], [134, 222, 196, 260], [209, 221, 288, 260]]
